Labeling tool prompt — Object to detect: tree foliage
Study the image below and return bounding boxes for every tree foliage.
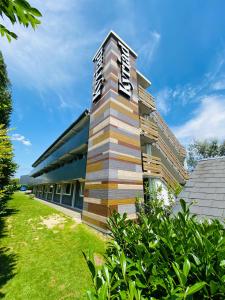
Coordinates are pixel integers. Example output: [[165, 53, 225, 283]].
[[187, 139, 225, 169], [0, 125, 15, 201], [0, 0, 42, 41], [85, 200, 225, 299], [0, 51, 12, 127], [0, 52, 16, 204]]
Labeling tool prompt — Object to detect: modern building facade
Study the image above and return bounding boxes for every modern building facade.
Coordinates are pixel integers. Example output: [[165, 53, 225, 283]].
[[25, 31, 188, 232]]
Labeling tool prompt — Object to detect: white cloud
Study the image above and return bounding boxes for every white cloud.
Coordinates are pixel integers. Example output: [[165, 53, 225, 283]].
[[139, 31, 161, 65], [155, 87, 172, 114], [11, 134, 32, 146], [211, 78, 225, 91], [154, 49, 225, 115], [172, 95, 225, 145], [0, 0, 104, 102]]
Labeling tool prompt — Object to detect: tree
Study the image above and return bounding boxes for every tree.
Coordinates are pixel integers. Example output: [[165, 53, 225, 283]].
[[187, 139, 225, 169], [0, 125, 16, 209], [0, 51, 12, 127], [0, 125, 15, 185], [0, 52, 16, 203], [0, 0, 42, 41]]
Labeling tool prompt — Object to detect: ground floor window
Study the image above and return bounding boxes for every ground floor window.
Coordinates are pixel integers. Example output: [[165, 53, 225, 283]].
[[79, 182, 84, 197], [56, 184, 61, 194], [63, 183, 71, 195], [49, 185, 54, 193]]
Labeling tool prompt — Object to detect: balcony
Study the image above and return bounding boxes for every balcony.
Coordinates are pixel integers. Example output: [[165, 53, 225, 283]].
[[153, 112, 186, 159], [142, 153, 178, 189], [138, 85, 156, 112], [142, 153, 161, 176], [140, 116, 158, 142], [157, 136, 189, 181]]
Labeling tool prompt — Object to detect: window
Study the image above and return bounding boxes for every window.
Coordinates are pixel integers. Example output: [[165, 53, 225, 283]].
[[49, 185, 53, 193], [56, 184, 61, 194], [64, 183, 71, 195], [79, 182, 84, 197]]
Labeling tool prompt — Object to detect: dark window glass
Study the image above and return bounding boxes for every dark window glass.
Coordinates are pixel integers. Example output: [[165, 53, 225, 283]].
[[65, 183, 71, 195], [56, 184, 61, 194]]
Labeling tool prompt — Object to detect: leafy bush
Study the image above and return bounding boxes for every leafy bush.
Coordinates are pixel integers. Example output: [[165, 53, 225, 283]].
[[85, 200, 225, 299]]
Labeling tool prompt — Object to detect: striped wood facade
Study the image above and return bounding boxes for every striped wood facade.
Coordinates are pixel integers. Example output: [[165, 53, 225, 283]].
[[83, 34, 143, 232]]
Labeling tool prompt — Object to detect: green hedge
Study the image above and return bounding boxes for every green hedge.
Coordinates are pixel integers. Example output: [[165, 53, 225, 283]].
[[85, 200, 225, 299]]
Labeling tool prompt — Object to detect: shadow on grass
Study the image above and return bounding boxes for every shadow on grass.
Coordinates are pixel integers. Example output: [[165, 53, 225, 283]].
[[0, 248, 17, 298], [0, 194, 18, 298]]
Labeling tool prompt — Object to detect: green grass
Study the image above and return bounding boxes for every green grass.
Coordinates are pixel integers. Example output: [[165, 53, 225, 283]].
[[0, 192, 106, 299]]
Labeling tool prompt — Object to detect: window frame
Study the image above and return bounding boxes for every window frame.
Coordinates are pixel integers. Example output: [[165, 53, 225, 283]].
[[63, 183, 72, 196], [56, 184, 62, 195], [79, 182, 84, 197]]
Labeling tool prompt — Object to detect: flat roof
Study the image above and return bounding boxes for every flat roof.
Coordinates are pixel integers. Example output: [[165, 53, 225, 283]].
[[137, 70, 151, 89], [32, 109, 89, 167], [93, 30, 138, 61]]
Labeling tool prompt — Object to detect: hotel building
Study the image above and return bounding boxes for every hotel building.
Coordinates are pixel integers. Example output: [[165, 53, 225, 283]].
[[26, 31, 188, 232]]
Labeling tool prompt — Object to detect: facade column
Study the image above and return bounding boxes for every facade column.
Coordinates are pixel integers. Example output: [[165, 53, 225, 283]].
[[72, 181, 76, 207], [60, 184, 63, 204], [83, 32, 144, 233], [51, 185, 54, 202]]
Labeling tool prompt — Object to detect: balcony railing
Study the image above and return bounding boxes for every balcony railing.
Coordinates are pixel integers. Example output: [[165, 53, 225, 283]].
[[140, 116, 158, 142], [157, 136, 189, 181], [153, 112, 186, 158], [138, 86, 156, 111], [142, 153, 161, 176], [142, 153, 178, 189]]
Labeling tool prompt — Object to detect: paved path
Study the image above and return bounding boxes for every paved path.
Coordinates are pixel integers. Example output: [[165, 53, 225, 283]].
[[35, 198, 82, 223]]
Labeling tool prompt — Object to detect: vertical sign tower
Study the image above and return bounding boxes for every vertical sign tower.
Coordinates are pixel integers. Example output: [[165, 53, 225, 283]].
[[83, 31, 143, 232]]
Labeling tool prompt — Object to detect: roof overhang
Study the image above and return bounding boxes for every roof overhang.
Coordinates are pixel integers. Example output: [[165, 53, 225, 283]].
[[92, 30, 138, 61], [137, 70, 151, 89]]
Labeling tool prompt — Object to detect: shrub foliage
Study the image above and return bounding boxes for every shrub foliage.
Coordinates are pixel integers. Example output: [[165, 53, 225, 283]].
[[85, 200, 225, 299]]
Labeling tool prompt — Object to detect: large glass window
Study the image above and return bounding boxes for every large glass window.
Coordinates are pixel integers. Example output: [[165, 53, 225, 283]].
[[49, 185, 53, 193], [56, 184, 61, 194], [79, 182, 84, 197], [146, 143, 152, 155], [64, 183, 71, 195]]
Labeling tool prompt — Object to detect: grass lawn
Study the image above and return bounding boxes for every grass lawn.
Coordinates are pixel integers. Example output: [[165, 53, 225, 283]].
[[0, 192, 106, 300]]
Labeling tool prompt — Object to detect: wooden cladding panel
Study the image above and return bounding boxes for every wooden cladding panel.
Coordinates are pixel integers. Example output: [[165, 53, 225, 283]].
[[142, 153, 178, 189], [157, 136, 189, 180], [138, 86, 156, 111], [155, 112, 186, 158], [84, 34, 143, 232], [140, 116, 158, 142]]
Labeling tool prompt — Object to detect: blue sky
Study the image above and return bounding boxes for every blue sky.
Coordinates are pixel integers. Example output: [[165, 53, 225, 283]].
[[1, 0, 225, 177]]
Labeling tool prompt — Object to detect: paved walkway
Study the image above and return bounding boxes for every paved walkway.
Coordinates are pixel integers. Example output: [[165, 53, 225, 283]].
[[35, 198, 82, 223]]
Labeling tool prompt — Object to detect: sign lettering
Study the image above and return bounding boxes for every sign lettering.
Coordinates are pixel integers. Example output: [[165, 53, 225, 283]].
[[93, 48, 104, 103], [118, 41, 133, 98]]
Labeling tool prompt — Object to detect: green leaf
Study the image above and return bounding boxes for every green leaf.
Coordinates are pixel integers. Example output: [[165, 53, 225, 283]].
[[30, 7, 42, 17], [209, 280, 218, 295], [191, 253, 201, 266], [183, 258, 191, 278], [172, 262, 185, 286], [120, 252, 127, 279], [180, 199, 186, 212], [220, 260, 225, 267], [186, 282, 206, 296]]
